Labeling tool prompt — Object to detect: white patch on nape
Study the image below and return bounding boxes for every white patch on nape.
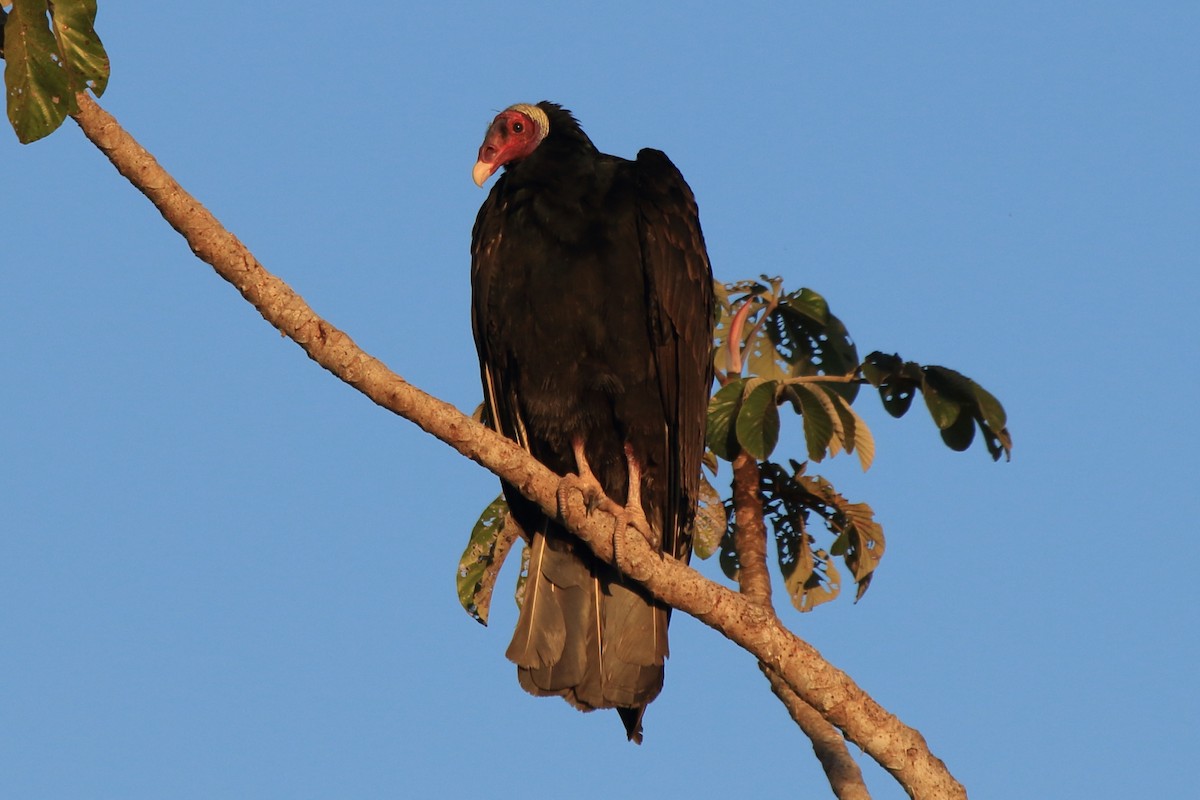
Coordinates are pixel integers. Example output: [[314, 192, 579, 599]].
[[506, 103, 550, 144]]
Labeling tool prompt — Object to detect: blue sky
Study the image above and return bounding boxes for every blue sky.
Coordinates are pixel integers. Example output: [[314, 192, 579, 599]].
[[3, 3, 1197, 798]]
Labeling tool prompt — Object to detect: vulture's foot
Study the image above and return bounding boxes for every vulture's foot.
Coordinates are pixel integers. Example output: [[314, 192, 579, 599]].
[[612, 444, 659, 572]]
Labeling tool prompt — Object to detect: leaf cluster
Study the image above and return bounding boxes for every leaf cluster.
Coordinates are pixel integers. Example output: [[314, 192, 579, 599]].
[[708, 280, 873, 469], [701, 277, 1010, 611], [2, 0, 108, 143], [862, 352, 1012, 461], [724, 460, 884, 611]]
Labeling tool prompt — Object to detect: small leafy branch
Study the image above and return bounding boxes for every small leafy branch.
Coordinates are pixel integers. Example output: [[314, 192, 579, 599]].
[[459, 276, 1011, 619]]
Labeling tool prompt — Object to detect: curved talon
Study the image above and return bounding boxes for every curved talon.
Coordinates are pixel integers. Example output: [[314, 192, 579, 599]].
[[556, 472, 606, 520], [554, 437, 609, 520]]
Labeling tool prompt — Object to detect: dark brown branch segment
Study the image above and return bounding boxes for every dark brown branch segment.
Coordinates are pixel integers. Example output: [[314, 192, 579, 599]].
[[732, 452, 871, 800], [732, 451, 773, 606], [70, 92, 965, 800]]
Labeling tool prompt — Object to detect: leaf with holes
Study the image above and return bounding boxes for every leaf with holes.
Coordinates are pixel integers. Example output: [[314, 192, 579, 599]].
[[862, 351, 922, 418], [790, 545, 842, 613], [769, 288, 860, 402], [514, 543, 531, 610], [805, 473, 885, 600], [759, 461, 885, 607], [457, 494, 516, 625]]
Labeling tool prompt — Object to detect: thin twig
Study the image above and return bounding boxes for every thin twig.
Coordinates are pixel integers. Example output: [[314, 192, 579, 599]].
[[726, 298, 757, 376]]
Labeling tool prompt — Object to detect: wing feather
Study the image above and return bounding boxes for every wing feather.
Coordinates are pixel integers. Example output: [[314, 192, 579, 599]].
[[634, 148, 715, 562]]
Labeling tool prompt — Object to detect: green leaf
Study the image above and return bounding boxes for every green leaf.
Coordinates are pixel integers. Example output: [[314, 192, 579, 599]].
[[812, 386, 845, 456], [972, 382, 1007, 432], [735, 378, 780, 460], [780, 526, 815, 607], [853, 414, 875, 472], [939, 406, 976, 451], [692, 472, 728, 559], [828, 390, 875, 471], [706, 378, 745, 460], [4, 0, 109, 143], [790, 385, 834, 462], [970, 381, 1012, 460], [859, 352, 895, 387], [5, 0, 75, 142], [786, 287, 831, 322], [921, 381, 962, 430], [923, 365, 1013, 461], [745, 333, 789, 382], [49, 0, 108, 96], [456, 495, 517, 625]]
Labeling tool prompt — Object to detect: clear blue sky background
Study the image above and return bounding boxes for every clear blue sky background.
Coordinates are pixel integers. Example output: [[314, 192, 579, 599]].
[[3, 3, 1197, 798]]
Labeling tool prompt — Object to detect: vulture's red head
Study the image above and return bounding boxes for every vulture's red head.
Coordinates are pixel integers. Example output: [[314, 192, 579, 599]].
[[472, 103, 550, 187]]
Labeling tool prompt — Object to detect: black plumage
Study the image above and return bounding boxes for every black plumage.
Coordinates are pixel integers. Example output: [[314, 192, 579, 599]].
[[470, 102, 714, 742]]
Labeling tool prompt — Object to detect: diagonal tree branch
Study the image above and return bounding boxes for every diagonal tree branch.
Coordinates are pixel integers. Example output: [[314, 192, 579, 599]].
[[762, 665, 874, 800], [69, 92, 965, 800]]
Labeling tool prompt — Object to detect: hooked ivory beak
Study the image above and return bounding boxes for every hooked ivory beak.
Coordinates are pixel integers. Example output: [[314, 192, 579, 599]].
[[472, 159, 496, 188]]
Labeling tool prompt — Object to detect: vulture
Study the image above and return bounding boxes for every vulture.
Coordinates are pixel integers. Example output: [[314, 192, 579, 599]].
[[470, 101, 714, 742]]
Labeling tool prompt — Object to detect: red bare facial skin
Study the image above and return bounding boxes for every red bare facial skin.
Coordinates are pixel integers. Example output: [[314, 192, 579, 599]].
[[472, 109, 544, 187]]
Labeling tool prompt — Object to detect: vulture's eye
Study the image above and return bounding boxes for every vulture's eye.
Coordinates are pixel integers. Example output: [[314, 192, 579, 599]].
[[513, 122, 524, 133]]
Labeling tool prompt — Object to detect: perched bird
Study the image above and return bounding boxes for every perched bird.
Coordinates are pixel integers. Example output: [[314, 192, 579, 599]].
[[471, 102, 713, 742]]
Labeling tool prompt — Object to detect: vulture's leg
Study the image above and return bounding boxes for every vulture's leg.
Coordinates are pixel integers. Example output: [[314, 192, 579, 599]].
[[557, 437, 606, 519], [612, 444, 657, 569]]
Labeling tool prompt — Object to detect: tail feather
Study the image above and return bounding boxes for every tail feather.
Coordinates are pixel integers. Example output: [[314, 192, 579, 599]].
[[504, 533, 565, 669], [506, 526, 667, 740]]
